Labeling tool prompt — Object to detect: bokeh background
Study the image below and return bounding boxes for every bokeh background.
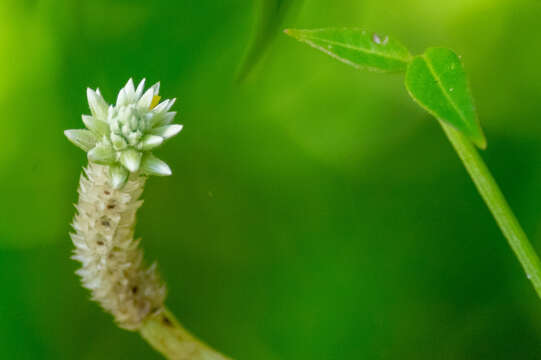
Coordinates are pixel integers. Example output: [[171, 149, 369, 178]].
[[2, 0, 541, 358]]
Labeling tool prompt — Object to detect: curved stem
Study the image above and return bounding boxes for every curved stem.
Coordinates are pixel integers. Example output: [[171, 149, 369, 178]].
[[140, 308, 232, 360], [440, 121, 541, 298]]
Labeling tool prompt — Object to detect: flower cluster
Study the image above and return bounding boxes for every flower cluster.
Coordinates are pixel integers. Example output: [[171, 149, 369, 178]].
[[65, 79, 182, 188]]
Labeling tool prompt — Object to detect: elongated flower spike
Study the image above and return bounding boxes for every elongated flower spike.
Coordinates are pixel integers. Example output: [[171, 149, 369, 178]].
[[65, 78, 182, 189], [67, 80, 231, 359]]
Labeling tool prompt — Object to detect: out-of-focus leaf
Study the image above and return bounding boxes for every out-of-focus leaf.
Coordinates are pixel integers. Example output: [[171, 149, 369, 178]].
[[237, 0, 301, 81], [405, 47, 486, 149], [284, 28, 412, 73]]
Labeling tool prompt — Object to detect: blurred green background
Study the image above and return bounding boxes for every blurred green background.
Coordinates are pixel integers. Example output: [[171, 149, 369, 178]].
[[2, 0, 541, 358]]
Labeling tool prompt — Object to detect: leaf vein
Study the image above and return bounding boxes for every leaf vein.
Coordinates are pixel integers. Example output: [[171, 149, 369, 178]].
[[422, 55, 467, 126], [299, 36, 411, 64]]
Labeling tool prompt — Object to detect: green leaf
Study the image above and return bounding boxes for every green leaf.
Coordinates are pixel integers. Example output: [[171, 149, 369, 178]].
[[405, 47, 486, 149], [284, 28, 412, 73]]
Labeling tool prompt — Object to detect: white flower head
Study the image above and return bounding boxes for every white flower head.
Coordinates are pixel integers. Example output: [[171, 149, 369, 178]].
[[65, 79, 183, 188]]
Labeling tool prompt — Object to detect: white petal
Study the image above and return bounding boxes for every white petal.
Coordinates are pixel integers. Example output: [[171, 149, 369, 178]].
[[116, 88, 128, 106], [82, 115, 109, 136], [122, 78, 138, 104], [88, 143, 116, 164], [110, 165, 129, 189], [150, 82, 160, 96], [140, 135, 163, 150], [96, 89, 105, 99], [111, 133, 128, 150], [164, 98, 176, 112], [124, 78, 135, 95], [151, 124, 183, 139], [149, 111, 176, 128], [141, 153, 171, 176], [135, 78, 146, 98], [137, 88, 154, 109], [151, 99, 170, 113], [152, 98, 176, 114], [87, 88, 108, 121], [120, 149, 142, 172], [65, 129, 97, 151], [161, 112, 176, 125]]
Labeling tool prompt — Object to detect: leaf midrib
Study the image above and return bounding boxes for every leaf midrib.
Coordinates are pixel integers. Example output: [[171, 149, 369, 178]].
[[422, 54, 468, 129], [299, 35, 412, 64]]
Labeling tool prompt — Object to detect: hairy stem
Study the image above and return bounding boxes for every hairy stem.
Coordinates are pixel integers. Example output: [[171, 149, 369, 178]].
[[140, 308, 232, 360], [440, 121, 541, 297]]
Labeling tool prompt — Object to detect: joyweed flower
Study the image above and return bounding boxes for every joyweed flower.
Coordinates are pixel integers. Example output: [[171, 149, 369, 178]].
[[66, 80, 232, 360], [66, 79, 180, 330], [65, 78, 182, 189]]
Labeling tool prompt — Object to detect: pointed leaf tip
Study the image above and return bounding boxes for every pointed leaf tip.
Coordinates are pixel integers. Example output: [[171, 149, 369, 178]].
[[405, 47, 486, 148], [284, 29, 303, 39]]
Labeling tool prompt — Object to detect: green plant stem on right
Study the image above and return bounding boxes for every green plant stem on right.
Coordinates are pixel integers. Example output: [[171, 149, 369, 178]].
[[440, 121, 541, 298]]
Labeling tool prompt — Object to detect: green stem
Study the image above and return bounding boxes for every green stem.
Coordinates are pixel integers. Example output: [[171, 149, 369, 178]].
[[139, 307, 232, 360], [440, 121, 541, 298]]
